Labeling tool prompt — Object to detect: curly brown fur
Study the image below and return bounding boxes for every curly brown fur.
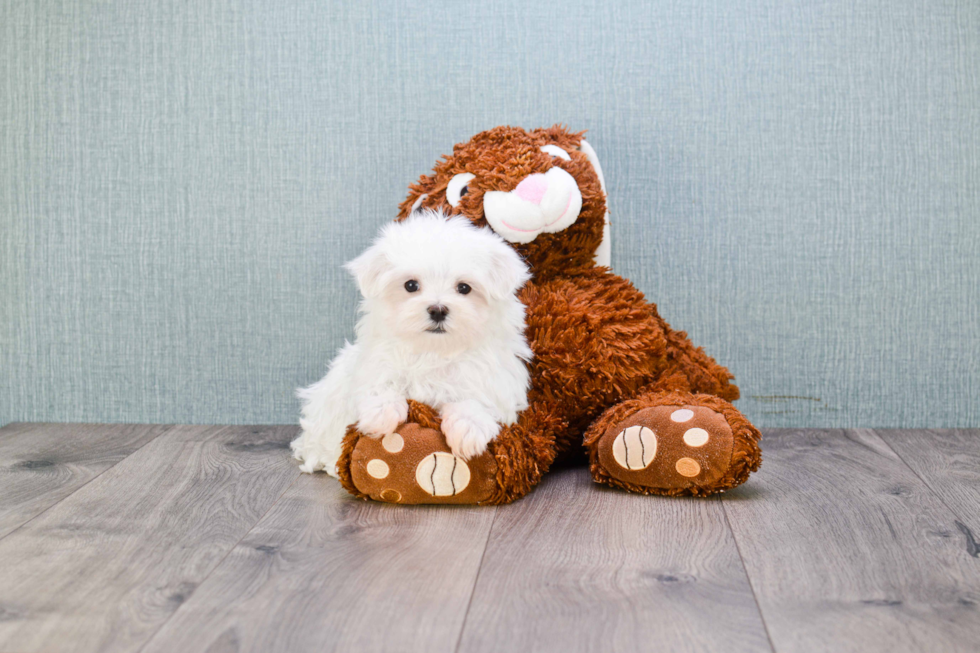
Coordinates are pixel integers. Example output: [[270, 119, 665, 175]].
[[520, 268, 743, 454], [483, 399, 567, 504], [339, 125, 760, 504], [521, 270, 667, 453], [583, 390, 761, 496]]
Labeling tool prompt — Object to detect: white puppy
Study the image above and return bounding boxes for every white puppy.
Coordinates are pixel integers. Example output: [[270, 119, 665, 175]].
[[291, 210, 533, 477]]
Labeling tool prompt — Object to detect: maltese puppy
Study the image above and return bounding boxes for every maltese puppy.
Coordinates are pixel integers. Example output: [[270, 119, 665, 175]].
[[291, 209, 532, 477]]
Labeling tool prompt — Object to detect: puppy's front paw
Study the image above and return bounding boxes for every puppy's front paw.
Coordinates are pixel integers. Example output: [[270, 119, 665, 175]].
[[356, 393, 409, 438], [440, 402, 501, 460]]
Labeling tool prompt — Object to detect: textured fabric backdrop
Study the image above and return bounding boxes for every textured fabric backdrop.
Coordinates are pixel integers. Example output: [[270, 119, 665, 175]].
[[2, 0, 978, 428]]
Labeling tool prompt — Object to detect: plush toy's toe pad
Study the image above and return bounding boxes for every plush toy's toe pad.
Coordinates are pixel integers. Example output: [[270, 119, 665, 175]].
[[597, 405, 734, 490], [349, 423, 497, 504]]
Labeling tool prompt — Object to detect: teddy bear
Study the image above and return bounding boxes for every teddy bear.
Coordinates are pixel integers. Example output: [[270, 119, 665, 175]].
[[335, 125, 761, 505]]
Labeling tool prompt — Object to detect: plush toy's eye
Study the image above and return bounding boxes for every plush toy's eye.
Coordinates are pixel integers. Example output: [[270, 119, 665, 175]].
[[404, 280, 420, 292], [456, 282, 471, 295], [446, 173, 476, 207], [540, 144, 571, 161]]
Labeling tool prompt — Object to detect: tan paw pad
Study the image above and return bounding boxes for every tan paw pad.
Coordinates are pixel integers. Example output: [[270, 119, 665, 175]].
[[683, 428, 709, 447], [416, 452, 470, 496], [366, 459, 389, 479], [675, 457, 701, 477], [380, 489, 401, 502], [382, 432, 404, 453], [611, 426, 657, 470], [670, 409, 694, 423]]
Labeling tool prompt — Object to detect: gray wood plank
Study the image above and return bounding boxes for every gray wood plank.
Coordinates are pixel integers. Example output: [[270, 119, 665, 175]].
[[139, 474, 497, 653], [457, 468, 773, 653], [878, 429, 980, 526], [0, 422, 170, 539], [0, 424, 300, 653], [722, 429, 980, 653]]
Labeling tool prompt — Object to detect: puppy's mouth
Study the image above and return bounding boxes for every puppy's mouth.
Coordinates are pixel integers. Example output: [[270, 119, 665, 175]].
[[425, 325, 448, 334]]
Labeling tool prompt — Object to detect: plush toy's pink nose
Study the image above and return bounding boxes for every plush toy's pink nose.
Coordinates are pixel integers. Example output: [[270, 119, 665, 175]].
[[514, 174, 548, 205]]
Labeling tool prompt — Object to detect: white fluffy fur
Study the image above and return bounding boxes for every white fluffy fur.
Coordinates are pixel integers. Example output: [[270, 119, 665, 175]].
[[291, 210, 533, 477]]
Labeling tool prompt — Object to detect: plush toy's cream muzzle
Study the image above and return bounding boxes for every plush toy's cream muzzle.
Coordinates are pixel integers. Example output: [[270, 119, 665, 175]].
[[483, 166, 583, 244]]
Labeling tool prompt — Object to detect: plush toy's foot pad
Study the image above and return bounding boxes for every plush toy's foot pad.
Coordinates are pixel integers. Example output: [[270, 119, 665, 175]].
[[349, 423, 498, 504], [595, 405, 735, 492]]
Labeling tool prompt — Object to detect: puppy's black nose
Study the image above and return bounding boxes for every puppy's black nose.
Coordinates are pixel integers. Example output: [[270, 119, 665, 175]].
[[427, 305, 449, 323]]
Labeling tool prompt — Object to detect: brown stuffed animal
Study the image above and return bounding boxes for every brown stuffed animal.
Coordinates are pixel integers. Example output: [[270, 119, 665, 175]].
[[337, 125, 761, 505]]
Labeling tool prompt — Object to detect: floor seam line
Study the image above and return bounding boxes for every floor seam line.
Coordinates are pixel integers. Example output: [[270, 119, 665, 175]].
[[0, 423, 178, 544], [720, 497, 779, 653], [453, 505, 499, 653], [873, 428, 976, 529], [134, 446, 302, 653]]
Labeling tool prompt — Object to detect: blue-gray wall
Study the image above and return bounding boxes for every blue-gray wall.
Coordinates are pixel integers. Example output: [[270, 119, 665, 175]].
[[2, 0, 978, 428]]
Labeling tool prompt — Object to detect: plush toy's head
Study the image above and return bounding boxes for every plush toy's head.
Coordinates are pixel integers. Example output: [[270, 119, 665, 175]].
[[398, 125, 610, 277]]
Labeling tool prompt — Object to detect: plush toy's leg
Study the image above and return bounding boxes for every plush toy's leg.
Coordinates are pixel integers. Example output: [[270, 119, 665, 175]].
[[336, 399, 564, 505], [583, 390, 761, 496]]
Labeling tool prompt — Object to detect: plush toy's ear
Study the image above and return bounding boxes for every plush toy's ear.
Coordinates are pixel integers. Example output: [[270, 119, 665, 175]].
[[483, 237, 531, 300], [409, 194, 428, 214], [344, 243, 391, 299], [578, 139, 612, 269], [398, 174, 438, 219]]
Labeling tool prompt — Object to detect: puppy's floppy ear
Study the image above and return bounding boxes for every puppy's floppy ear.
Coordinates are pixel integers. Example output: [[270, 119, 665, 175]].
[[345, 243, 391, 299], [484, 237, 531, 300]]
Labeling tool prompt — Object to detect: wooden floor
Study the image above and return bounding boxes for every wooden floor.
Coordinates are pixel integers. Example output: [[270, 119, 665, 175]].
[[0, 424, 978, 653]]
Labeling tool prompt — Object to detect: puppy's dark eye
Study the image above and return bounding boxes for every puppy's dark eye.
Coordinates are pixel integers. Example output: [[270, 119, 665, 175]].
[[456, 283, 471, 295], [404, 280, 420, 293], [459, 186, 468, 197]]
